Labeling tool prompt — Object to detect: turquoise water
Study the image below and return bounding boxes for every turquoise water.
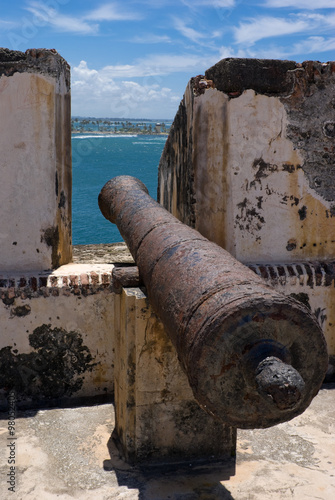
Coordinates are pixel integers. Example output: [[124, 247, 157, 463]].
[[72, 134, 167, 244]]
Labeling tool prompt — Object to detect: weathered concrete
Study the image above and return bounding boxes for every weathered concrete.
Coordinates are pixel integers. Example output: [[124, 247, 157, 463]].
[[0, 384, 333, 499], [0, 48, 71, 271], [0, 259, 116, 409], [158, 58, 335, 360], [159, 59, 335, 263], [0, 244, 131, 409]]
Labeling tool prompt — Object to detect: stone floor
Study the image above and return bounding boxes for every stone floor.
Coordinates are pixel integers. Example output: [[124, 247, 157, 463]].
[[0, 384, 334, 500]]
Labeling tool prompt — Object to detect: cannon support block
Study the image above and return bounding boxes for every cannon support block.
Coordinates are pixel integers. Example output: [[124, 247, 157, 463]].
[[113, 286, 236, 464]]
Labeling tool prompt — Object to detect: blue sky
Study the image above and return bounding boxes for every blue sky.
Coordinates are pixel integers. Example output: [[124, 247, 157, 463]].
[[1, 0, 335, 119]]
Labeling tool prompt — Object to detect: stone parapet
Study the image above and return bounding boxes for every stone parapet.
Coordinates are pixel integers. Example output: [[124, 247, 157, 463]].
[[159, 58, 335, 264], [0, 48, 72, 272], [0, 249, 119, 409]]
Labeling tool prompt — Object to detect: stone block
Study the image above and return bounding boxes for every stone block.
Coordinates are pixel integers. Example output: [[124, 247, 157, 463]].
[[113, 287, 236, 464]]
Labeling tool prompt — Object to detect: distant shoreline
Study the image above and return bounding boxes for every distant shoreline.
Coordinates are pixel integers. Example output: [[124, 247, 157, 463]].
[[71, 130, 169, 136]]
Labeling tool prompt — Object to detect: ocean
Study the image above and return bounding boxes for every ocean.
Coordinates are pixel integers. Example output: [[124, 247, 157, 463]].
[[72, 133, 168, 245]]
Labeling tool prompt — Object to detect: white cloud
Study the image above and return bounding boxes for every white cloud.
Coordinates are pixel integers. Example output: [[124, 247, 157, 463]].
[[24, 1, 141, 36], [0, 19, 17, 31], [234, 16, 310, 45], [233, 11, 335, 46], [297, 11, 335, 25], [26, 2, 98, 34], [71, 60, 181, 118], [97, 53, 212, 78], [281, 36, 335, 58], [131, 34, 171, 44], [218, 45, 254, 59], [173, 18, 207, 44], [98, 64, 141, 78], [173, 18, 223, 46], [84, 3, 142, 21], [263, 0, 335, 9], [219, 34, 335, 61]]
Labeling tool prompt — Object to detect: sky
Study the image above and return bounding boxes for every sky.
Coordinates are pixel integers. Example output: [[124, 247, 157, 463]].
[[1, 0, 335, 119]]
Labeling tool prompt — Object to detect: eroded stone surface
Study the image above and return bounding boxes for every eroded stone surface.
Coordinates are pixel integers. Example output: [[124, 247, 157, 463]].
[[0, 384, 333, 499]]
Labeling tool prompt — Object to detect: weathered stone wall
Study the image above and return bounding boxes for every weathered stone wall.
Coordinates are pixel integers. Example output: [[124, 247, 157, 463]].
[[0, 257, 116, 408], [159, 59, 335, 263], [0, 48, 71, 271], [158, 58, 335, 358]]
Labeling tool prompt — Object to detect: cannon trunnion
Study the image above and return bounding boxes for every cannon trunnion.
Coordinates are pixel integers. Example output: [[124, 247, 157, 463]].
[[99, 175, 328, 429]]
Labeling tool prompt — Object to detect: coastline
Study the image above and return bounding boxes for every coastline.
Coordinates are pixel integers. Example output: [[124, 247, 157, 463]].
[[71, 130, 168, 136]]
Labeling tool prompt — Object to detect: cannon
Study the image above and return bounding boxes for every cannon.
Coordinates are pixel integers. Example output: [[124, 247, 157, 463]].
[[99, 175, 328, 429]]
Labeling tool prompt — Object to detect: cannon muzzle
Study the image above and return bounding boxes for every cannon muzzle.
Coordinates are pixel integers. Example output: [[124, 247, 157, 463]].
[[99, 176, 328, 429]]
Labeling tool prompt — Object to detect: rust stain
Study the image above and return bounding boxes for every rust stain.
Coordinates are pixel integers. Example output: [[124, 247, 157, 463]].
[[210, 361, 237, 380]]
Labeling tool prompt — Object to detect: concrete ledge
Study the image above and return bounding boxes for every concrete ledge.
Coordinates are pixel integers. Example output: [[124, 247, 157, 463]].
[[0, 243, 135, 298]]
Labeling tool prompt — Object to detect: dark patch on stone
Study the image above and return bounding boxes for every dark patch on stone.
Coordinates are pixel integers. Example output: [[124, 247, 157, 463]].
[[256, 196, 263, 209], [41, 226, 60, 268], [235, 197, 265, 233], [58, 190, 66, 209], [252, 158, 278, 179], [326, 205, 335, 218], [323, 262, 335, 286], [0, 324, 96, 401], [277, 266, 286, 277], [314, 307, 327, 327], [290, 293, 311, 310], [282, 163, 296, 173], [325, 355, 335, 383], [12, 241, 17, 245], [247, 159, 278, 190], [11, 305, 31, 317], [323, 121, 335, 138], [204, 58, 296, 96], [283, 62, 335, 203], [0, 48, 26, 63], [0, 48, 70, 86], [39, 277, 48, 287], [305, 264, 314, 288], [55, 171, 59, 197], [2, 297, 15, 306], [41, 226, 58, 247], [298, 205, 307, 220], [286, 239, 297, 251]]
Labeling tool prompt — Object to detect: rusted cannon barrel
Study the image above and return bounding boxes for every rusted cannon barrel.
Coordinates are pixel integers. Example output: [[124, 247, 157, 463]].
[[99, 176, 328, 429]]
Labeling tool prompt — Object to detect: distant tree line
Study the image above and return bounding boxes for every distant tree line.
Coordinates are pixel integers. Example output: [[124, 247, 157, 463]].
[[71, 118, 169, 135]]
